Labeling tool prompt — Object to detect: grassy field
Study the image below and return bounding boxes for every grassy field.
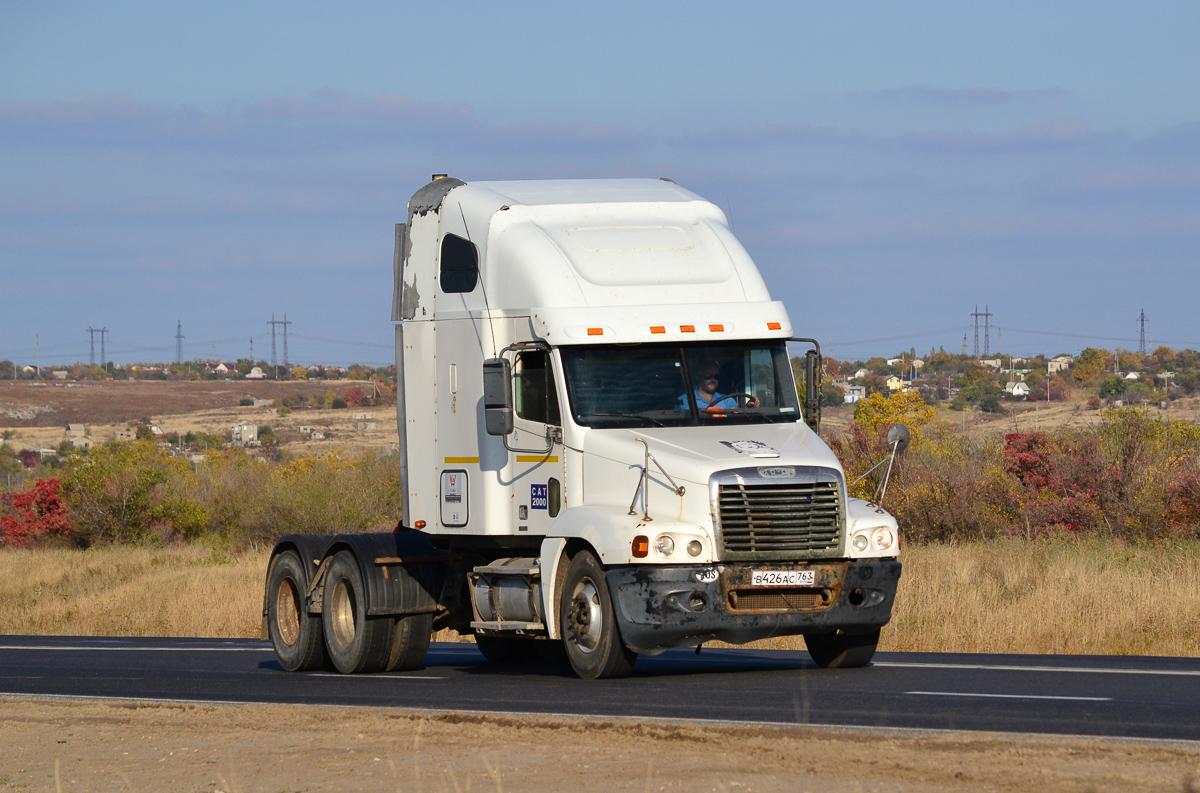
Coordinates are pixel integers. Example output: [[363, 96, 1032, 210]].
[[2, 539, 1197, 657]]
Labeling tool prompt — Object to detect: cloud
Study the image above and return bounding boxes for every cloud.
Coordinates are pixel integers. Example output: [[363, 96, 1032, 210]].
[[1025, 166, 1200, 203], [249, 88, 473, 121], [673, 122, 847, 148], [846, 85, 1071, 106], [895, 118, 1093, 151], [0, 93, 230, 144], [772, 210, 1200, 248]]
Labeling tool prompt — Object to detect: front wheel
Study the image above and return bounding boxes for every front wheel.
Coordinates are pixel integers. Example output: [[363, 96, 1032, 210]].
[[804, 629, 880, 669], [559, 551, 636, 679]]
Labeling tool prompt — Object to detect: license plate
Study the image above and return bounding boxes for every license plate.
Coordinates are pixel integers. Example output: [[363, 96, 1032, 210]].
[[750, 569, 815, 587]]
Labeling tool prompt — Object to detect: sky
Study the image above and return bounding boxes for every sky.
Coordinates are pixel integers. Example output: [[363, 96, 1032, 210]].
[[3, 2, 1200, 366]]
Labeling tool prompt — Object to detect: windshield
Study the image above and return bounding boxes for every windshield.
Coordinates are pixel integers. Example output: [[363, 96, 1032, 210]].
[[560, 341, 800, 428]]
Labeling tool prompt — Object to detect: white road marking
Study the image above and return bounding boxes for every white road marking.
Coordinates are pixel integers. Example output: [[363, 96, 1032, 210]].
[[308, 673, 446, 680], [907, 691, 1113, 702], [876, 662, 1200, 678], [0, 645, 269, 652]]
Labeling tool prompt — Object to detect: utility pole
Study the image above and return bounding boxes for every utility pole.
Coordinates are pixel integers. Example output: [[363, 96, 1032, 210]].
[[86, 327, 108, 367], [249, 338, 254, 363], [267, 314, 292, 378], [1138, 309, 1148, 355], [175, 321, 185, 364], [970, 305, 993, 358], [282, 313, 291, 371], [972, 305, 980, 358]]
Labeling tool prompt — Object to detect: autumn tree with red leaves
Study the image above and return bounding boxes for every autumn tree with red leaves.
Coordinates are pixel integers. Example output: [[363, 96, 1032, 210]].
[[0, 477, 73, 545]]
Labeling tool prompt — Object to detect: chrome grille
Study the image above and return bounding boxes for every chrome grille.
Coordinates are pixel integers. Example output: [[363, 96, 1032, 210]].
[[716, 480, 841, 557]]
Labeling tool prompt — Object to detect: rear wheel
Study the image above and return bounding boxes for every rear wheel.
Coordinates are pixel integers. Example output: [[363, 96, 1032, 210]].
[[559, 550, 636, 679], [386, 612, 432, 672], [267, 550, 326, 672], [804, 629, 880, 669], [322, 551, 394, 674]]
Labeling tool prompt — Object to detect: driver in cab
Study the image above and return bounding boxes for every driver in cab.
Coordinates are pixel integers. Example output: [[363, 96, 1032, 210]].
[[685, 363, 760, 411]]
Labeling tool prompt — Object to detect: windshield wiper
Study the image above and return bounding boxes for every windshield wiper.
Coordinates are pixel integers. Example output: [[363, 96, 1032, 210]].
[[585, 412, 669, 427]]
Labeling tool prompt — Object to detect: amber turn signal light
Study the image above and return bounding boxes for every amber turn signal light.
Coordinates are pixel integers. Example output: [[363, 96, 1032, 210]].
[[632, 535, 649, 558], [414, 520, 427, 529]]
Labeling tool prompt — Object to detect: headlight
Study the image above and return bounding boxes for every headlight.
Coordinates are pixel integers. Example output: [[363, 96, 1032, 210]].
[[872, 527, 894, 552], [852, 533, 869, 552], [653, 534, 675, 558], [686, 540, 703, 557]]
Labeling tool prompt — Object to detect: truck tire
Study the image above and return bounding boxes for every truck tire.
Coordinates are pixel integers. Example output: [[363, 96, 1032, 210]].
[[559, 550, 637, 679], [804, 629, 880, 669], [385, 612, 432, 672], [322, 551, 394, 674], [267, 550, 327, 672]]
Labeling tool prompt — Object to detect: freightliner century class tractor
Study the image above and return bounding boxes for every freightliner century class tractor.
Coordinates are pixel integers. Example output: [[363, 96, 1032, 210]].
[[263, 177, 903, 679]]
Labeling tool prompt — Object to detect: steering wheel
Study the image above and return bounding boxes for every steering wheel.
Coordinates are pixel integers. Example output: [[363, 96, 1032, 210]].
[[705, 392, 756, 411]]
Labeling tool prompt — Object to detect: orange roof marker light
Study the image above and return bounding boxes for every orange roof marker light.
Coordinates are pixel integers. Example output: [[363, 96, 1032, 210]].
[[680, 325, 696, 333], [709, 324, 724, 332], [650, 326, 666, 334], [587, 327, 604, 336], [767, 322, 781, 330]]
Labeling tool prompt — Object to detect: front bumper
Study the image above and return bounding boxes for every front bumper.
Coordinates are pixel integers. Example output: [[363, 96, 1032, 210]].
[[605, 559, 901, 654]]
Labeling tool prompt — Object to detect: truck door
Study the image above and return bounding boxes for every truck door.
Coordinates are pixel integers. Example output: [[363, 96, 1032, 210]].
[[510, 349, 566, 535]]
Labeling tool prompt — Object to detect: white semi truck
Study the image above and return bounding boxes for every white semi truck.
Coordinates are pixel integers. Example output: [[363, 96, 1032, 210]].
[[263, 177, 902, 679]]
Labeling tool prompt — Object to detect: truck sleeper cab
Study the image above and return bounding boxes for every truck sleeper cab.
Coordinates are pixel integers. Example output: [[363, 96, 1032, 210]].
[[263, 176, 902, 679]]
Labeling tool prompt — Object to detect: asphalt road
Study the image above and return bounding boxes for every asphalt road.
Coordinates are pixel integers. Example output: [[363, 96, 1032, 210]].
[[1, 636, 1197, 742]]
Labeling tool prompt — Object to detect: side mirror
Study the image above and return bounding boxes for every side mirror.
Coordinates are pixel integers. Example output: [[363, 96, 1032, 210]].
[[886, 424, 910, 455], [804, 348, 821, 432], [483, 358, 513, 436]]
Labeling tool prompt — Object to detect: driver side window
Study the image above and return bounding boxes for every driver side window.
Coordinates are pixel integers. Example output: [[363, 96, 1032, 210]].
[[514, 351, 561, 425]]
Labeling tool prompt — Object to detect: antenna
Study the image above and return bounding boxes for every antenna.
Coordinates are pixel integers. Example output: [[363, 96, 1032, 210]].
[[1138, 309, 1147, 355], [458, 203, 499, 358], [175, 321, 185, 363]]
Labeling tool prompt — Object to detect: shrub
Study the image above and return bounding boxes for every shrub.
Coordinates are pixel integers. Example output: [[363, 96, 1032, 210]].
[[828, 405, 1200, 542], [0, 478, 73, 546], [61, 441, 209, 545]]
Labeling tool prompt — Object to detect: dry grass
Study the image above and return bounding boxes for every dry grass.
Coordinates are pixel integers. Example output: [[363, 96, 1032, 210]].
[[881, 536, 1200, 656], [2, 540, 1198, 657], [0, 544, 267, 637]]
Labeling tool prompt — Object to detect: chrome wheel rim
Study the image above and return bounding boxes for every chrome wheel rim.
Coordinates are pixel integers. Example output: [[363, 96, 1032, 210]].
[[275, 576, 301, 647], [331, 578, 357, 648], [566, 577, 603, 654]]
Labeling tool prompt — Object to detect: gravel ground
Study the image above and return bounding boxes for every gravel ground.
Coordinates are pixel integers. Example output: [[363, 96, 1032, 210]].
[[2, 698, 1198, 792]]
